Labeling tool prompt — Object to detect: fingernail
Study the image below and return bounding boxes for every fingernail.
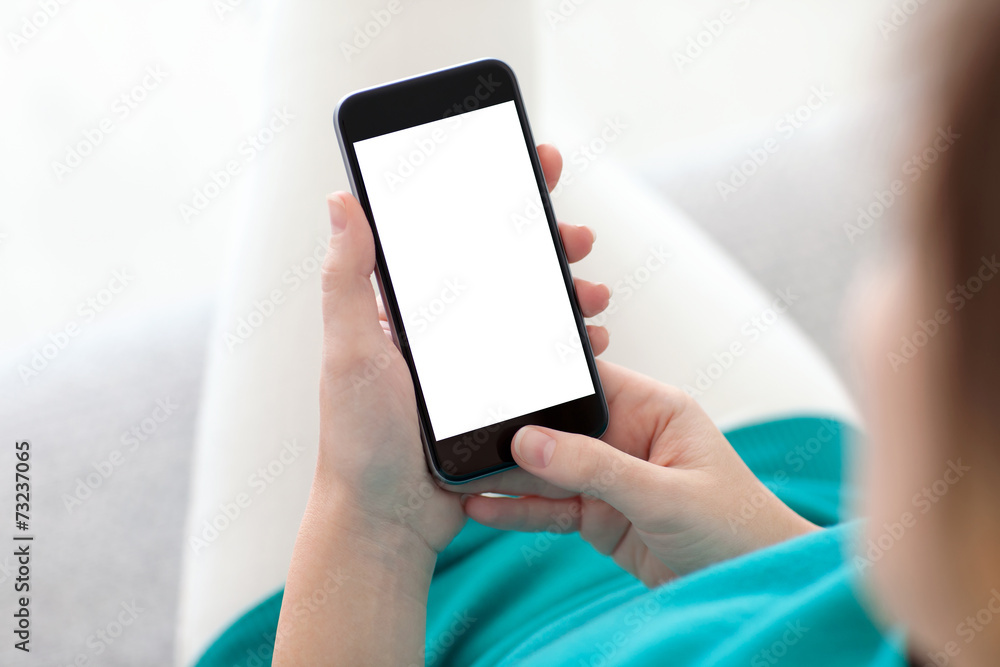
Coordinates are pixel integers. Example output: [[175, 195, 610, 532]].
[[581, 225, 596, 244], [514, 428, 555, 468], [328, 194, 347, 234]]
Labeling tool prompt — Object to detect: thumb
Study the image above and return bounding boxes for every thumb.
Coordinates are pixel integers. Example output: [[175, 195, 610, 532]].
[[321, 192, 384, 348], [510, 426, 663, 518]]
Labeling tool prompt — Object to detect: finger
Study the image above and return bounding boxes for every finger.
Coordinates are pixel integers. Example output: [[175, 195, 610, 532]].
[[587, 325, 609, 356], [558, 222, 596, 263], [440, 468, 579, 499], [321, 193, 385, 353], [465, 493, 634, 562], [510, 426, 667, 519], [575, 278, 611, 318], [614, 530, 678, 588], [537, 144, 563, 192], [464, 495, 582, 533], [376, 291, 388, 322], [578, 497, 633, 556]]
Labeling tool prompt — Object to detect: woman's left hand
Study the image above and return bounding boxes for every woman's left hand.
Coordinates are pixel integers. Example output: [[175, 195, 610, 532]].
[[275, 145, 608, 664], [316, 143, 609, 556]]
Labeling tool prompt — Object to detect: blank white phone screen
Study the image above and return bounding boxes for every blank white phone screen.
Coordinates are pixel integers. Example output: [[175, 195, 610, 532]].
[[353, 100, 594, 440]]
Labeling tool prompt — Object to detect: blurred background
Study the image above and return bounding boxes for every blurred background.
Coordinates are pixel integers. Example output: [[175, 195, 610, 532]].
[[2, 0, 907, 356], [1, 0, 916, 664]]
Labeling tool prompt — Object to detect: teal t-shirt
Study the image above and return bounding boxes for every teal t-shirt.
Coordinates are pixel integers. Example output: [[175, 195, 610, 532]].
[[195, 417, 906, 666]]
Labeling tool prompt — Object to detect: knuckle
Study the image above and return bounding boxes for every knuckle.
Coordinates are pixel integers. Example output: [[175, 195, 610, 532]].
[[661, 384, 692, 408], [574, 444, 619, 499], [320, 237, 339, 272], [320, 259, 345, 294], [658, 385, 695, 423]]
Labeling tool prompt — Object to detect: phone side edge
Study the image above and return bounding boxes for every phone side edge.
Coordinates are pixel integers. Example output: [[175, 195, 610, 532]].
[[501, 65, 612, 442]]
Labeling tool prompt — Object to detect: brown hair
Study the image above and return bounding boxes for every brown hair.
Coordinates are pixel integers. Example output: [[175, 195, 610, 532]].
[[917, 0, 1000, 605]]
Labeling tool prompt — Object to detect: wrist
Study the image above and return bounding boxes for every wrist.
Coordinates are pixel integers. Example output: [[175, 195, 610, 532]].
[[275, 475, 437, 665], [752, 488, 821, 549], [304, 478, 439, 592]]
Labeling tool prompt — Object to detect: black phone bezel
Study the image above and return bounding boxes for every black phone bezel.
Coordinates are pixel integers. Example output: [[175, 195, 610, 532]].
[[333, 58, 608, 484]]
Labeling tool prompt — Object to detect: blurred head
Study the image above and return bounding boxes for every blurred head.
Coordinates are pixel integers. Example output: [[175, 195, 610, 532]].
[[856, 2, 1000, 664]]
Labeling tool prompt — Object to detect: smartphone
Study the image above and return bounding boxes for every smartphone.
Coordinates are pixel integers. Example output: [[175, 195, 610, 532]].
[[333, 58, 608, 483]]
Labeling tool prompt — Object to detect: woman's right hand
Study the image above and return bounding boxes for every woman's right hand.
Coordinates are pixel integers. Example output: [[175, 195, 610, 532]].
[[461, 361, 818, 586]]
